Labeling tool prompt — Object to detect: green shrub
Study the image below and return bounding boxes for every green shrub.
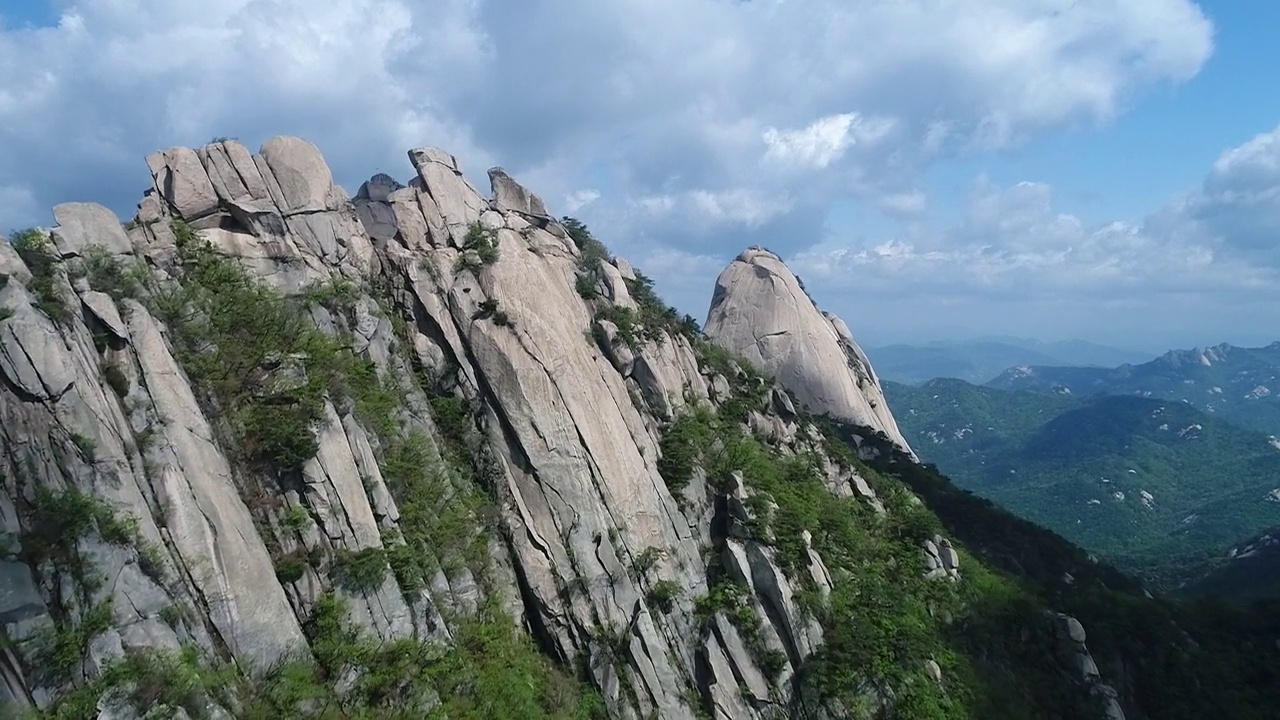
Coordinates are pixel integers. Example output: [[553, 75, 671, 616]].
[[21, 487, 139, 575], [575, 272, 598, 300], [594, 305, 640, 346], [380, 425, 488, 593], [102, 361, 130, 396], [657, 410, 713, 495], [562, 217, 610, 265], [299, 277, 357, 314], [455, 222, 500, 271], [564, 217, 612, 303], [0, 305, 12, 321], [70, 433, 97, 460], [331, 547, 388, 593], [385, 540, 426, 596], [646, 580, 681, 613], [27, 601, 114, 686], [474, 297, 513, 326], [694, 580, 750, 623], [625, 270, 681, 341], [10, 229, 70, 324], [25, 645, 238, 720], [631, 546, 662, 576], [274, 551, 308, 584], [281, 505, 312, 533], [564, 217, 683, 347], [429, 395, 472, 448], [137, 540, 168, 583], [82, 245, 140, 301], [159, 604, 193, 627], [151, 220, 361, 472], [269, 593, 605, 719]]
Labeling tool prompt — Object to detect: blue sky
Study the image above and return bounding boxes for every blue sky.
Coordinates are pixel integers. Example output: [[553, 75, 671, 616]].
[[1, 1, 56, 27], [1, 1, 1278, 354], [948, 0, 1280, 224]]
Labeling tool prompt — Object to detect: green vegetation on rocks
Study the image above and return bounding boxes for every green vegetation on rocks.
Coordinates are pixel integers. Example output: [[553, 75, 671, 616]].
[[10, 229, 70, 324], [455, 221, 499, 271], [661, 380, 973, 714], [565, 216, 697, 348], [150, 220, 347, 471]]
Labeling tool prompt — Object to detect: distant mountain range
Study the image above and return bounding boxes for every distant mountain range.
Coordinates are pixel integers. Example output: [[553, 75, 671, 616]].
[[867, 336, 1154, 385], [988, 342, 1280, 437], [885, 378, 1280, 590]]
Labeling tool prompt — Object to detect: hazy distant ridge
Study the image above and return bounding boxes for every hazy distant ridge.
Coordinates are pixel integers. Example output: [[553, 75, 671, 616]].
[[867, 336, 1154, 385]]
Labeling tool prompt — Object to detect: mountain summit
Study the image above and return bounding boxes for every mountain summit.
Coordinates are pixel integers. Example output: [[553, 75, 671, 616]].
[[704, 247, 915, 459]]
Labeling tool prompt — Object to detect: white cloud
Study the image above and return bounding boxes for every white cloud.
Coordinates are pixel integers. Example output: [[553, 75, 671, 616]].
[[876, 190, 928, 218], [0, 0, 1228, 345], [0, 0, 1214, 227], [1171, 123, 1280, 256], [563, 189, 601, 213], [633, 195, 676, 215], [788, 124, 1280, 348], [689, 188, 793, 228], [762, 113, 894, 169], [793, 173, 1270, 301]]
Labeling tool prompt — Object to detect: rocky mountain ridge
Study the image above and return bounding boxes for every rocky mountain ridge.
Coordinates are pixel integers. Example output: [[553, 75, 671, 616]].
[[867, 339, 1152, 386], [0, 135, 1274, 719], [988, 342, 1280, 437]]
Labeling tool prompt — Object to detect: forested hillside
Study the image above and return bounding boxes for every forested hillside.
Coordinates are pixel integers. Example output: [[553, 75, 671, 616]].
[[887, 379, 1280, 588]]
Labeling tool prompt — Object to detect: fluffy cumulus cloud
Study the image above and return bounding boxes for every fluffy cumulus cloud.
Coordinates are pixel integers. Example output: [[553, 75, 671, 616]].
[[1158, 125, 1280, 259], [792, 126, 1280, 348], [0, 0, 1226, 342], [762, 113, 895, 170]]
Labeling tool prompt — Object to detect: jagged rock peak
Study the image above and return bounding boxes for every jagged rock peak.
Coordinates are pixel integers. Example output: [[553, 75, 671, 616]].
[[703, 246, 915, 457]]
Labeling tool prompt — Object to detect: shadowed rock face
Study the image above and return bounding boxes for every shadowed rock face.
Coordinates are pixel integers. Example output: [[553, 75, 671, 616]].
[[703, 247, 916, 458]]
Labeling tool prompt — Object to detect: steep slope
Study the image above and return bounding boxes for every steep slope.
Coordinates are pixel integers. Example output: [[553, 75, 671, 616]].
[[704, 247, 915, 458], [887, 379, 1280, 587], [0, 137, 1277, 720], [1182, 529, 1280, 601], [3, 138, 829, 720], [989, 342, 1280, 436]]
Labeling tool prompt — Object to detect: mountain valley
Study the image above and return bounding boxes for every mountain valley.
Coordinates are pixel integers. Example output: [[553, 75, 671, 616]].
[[886, 379, 1280, 590]]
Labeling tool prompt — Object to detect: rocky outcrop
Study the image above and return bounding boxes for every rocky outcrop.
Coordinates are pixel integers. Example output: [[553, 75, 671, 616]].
[[704, 247, 915, 458], [924, 534, 961, 581], [0, 135, 1190, 720], [1050, 613, 1126, 720], [1, 137, 875, 720]]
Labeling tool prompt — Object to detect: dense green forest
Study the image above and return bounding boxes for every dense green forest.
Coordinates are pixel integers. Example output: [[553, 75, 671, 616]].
[[886, 378, 1280, 589]]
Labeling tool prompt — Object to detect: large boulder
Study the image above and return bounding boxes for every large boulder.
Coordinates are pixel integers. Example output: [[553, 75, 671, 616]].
[[50, 203, 132, 257]]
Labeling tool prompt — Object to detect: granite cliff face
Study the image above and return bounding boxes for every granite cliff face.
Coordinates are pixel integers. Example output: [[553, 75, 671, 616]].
[[704, 248, 915, 459], [0, 137, 892, 719], [0, 136, 1260, 720]]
